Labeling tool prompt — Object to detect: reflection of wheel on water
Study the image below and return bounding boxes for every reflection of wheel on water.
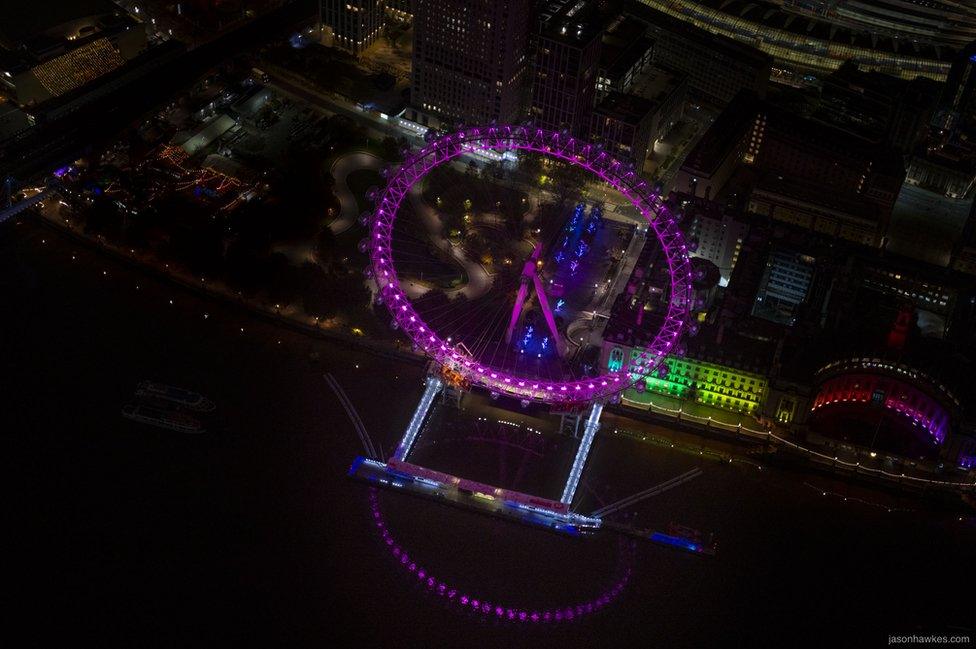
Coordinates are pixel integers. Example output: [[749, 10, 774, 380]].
[[368, 488, 636, 623], [366, 126, 694, 405]]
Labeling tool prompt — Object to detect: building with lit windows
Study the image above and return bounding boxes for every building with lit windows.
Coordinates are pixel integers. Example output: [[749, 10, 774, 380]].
[[531, 0, 603, 137], [627, 0, 771, 106], [385, 0, 412, 20], [809, 358, 959, 460], [595, 23, 653, 101], [752, 247, 815, 326], [323, 0, 385, 55], [675, 193, 747, 286], [0, 7, 148, 106], [635, 0, 957, 82], [748, 175, 889, 247], [940, 40, 976, 135], [600, 233, 774, 417], [590, 91, 656, 166], [782, 0, 976, 50], [609, 350, 769, 415], [676, 91, 905, 242], [407, 0, 532, 128]]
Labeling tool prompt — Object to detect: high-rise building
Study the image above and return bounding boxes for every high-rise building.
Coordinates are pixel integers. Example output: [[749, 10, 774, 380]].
[[628, 1, 771, 106], [408, 0, 532, 128], [752, 247, 815, 326], [677, 91, 906, 245], [323, 0, 385, 55], [530, 0, 603, 137], [941, 40, 976, 135], [596, 16, 654, 100], [590, 91, 656, 166], [676, 193, 747, 286], [818, 61, 939, 152]]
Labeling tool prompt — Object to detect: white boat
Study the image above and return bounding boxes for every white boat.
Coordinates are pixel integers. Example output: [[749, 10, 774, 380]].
[[122, 404, 205, 434], [136, 381, 215, 412]]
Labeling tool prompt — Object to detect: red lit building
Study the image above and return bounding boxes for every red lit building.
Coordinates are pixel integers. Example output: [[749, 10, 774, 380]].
[[809, 358, 958, 458]]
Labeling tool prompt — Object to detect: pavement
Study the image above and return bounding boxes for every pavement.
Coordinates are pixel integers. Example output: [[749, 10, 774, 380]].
[[405, 182, 493, 299], [330, 151, 384, 235]]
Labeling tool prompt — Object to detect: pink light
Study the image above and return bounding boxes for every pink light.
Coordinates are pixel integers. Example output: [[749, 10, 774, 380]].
[[368, 125, 692, 405], [368, 488, 633, 623]]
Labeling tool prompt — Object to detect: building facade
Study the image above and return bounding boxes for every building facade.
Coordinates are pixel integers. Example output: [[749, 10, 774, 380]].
[[678, 193, 747, 286], [531, 1, 603, 137], [590, 91, 655, 166], [941, 41, 976, 135], [408, 0, 532, 127], [605, 348, 768, 416], [629, 2, 771, 106], [809, 358, 958, 458], [323, 0, 385, 55]]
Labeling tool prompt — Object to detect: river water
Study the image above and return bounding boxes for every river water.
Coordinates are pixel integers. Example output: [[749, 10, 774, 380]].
[[4, 222, 973, 647]]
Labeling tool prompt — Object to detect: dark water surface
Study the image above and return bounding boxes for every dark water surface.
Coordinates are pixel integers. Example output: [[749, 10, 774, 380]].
[[4, 221, 973, 647]]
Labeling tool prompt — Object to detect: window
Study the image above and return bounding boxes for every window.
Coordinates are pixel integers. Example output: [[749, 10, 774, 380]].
[[608, 347, 624, 372]]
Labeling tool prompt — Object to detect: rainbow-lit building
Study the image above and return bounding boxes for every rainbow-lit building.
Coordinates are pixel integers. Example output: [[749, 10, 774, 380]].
[[606, 348, 768, 415], [809, 358, 958, 458]]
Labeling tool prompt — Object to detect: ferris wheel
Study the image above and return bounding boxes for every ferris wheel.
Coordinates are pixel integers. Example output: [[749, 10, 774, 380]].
[[365, 125, 695, 406]]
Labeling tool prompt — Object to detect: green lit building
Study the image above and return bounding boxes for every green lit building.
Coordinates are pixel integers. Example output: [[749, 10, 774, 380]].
[[605, 346, 768, 415]]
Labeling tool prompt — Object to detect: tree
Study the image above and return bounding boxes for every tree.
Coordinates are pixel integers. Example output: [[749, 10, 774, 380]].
[[267, 253, 301, 306], [300, 262, 336, 319], [316, 227, 338, 267]]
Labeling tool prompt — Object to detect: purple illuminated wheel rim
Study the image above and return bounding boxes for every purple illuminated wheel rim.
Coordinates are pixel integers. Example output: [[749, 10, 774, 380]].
[[369, 488, 635, 622], [369, 125, 694, 405]]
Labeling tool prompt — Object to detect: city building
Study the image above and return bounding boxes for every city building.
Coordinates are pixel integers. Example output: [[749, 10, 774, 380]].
[[617, 352, 769, 415], [752, 247, 815, 326], [673, 91, 755, 201], [407, 0, 532, 128], [747, 101, 906, 217], [600, 234, 774, 417], [675, 193, 747, 286], [940, 40, 976, 136], [782, 0, 976, 50], [590, 91, 655, 167], [530, 0, 603, 137], [748, 175, 888, 248], [817, 61, 940, 152], [0, 7, 148, 107], [322, 0, 385, 55], [0, 104, 33, 142], [809, 358, 959, 460], [629, 65, 684, 143], [628, 1, 771, 106], [596, 17, 653, 100], [636, 0, 957, 82], [677, 91, 906, 242], [589, 68, 684, 169], [385, 0, 413, 21], [888, 149, 976, 266]]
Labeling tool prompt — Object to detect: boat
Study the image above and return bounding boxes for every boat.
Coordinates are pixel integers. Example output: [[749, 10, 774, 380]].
[[649, 522, 717, 556], [136, 381, 215, 411], [122, 404, 205, 434]]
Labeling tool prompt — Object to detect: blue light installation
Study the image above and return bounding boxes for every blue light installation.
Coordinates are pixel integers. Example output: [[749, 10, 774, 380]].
[[560, 402, 603, 504], [392, 375, 443, 461]]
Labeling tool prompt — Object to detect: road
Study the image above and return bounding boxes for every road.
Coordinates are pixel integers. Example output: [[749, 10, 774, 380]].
[[329, 151, 384, 235], [405, 182, 493, 299]]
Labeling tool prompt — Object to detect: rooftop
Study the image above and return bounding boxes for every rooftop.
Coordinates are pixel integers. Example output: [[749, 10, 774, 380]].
[[0, 0, 127, 50], [593, 90, 656, 124], [539, 0, 604, 46], [627, 0, 773, 68]]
